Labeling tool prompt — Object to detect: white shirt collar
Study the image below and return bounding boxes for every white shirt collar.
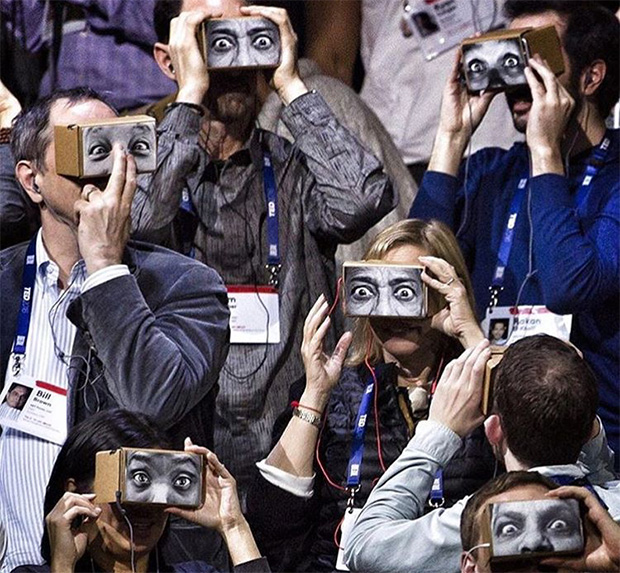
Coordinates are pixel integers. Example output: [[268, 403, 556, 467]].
[[34, 230, 86, 291]]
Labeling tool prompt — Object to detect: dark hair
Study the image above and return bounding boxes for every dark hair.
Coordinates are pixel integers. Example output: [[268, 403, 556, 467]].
[[41, 409, 170, 564], [504, 1, 620, 117], [492, 335, 598, 467], [461, 471, 559, 552], [154, 0, 183, 44], [10, 87, 116, 171]]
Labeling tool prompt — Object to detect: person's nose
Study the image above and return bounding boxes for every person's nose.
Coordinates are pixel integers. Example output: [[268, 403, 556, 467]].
[[373, 288, 393, 316], [237, 38, 252, 67], [487, 67, 506, 87], [148, 483, 170, 504], [519, 530, 553, 554]]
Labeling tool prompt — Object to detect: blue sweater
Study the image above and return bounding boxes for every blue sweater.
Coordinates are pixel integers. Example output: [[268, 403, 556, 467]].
[[410, 130, 620, 466]]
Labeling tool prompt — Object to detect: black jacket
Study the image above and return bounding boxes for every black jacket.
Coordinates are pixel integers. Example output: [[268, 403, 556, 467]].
[[247, 362, 496, 572]]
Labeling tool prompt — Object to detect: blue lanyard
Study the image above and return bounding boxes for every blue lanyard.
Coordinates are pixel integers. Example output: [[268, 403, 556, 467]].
[[488, 134, 611, 309], [489, 177, 528, 308], [346, 379, 375, 489], [178, 143, 281, 288], [12, 237, 38, 375], [262, 147, 281, 288], [179, 189, 198, 259], [428, 469, 445, 508], [580, 135, 610, 191]]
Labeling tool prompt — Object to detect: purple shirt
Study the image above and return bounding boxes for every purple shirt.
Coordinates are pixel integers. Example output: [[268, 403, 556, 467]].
[[2, 0, 176, 110]]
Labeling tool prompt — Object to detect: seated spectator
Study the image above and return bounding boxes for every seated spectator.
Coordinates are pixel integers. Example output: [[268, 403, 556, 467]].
[[460, 472, 620, 573], [134, 0, 395, 500], [409, 1, 620, 465], [35, 408, 269, 572], [345, 335, 619, 573], [1, 0, 176, 111], [0, 87, 230, 571], [246, 219, 496, 571]]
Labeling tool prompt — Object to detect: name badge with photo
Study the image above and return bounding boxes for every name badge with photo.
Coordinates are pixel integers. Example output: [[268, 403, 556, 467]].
[[0, 374, 67, 444], [227, 286, 280, 344], [482, 305, 572, 346]]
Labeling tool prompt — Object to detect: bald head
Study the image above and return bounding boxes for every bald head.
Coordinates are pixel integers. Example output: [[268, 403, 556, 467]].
[[182, 0, 246, 14]]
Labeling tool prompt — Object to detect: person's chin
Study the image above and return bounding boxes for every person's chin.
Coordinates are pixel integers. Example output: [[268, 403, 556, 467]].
[[511, 109, 529, 133], [505, 88, 532, 134], [214, 92, 255, 123]]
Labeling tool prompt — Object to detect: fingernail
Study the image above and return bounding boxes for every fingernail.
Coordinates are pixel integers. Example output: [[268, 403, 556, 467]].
[[95, 507, 102, 514]]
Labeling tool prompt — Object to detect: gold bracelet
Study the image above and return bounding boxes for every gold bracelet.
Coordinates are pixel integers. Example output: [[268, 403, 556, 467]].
[[292, 406, 322, 428]]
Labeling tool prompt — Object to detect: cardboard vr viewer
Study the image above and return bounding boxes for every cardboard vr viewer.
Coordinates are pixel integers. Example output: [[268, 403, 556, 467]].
[[461, 25, 564, 92], [94, 447, 206, 508], [197, 17, 281, 70], [343, 262, 428, 319], [482, 497, 584, 563], [55, 115, 156, 178]]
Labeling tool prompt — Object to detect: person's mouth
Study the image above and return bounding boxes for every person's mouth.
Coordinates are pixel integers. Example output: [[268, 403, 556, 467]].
[[511, 100, 532, 115], [380, 322, 423, 338]]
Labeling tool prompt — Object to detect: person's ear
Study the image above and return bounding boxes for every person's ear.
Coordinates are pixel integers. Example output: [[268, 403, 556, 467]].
[[65, 478, 78, 493], [484, 414, 505, 451], [581, 60, 606, 97], [154, 42, 176, 80], [15, 160, 44, 205], [460, 551, 478, 573]]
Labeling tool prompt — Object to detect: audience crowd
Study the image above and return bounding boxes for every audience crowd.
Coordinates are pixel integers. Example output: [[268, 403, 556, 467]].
[[0, 1, 618, 572]]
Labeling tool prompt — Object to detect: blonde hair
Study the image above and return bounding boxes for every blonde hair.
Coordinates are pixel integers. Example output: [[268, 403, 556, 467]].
[[346, 219, 477, 366]]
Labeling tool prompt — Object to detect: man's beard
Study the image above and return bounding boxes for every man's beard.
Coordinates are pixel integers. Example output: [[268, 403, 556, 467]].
[[206, 71, 257, 125], [213, 91, 256, 123], [504, 71, 582, 134]]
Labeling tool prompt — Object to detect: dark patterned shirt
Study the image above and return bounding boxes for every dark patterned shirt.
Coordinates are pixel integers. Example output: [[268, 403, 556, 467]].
[[132, 92, 396, 493]]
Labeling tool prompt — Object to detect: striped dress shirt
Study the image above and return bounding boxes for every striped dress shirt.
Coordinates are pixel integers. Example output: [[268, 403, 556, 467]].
[[0, 231, 128, 572]]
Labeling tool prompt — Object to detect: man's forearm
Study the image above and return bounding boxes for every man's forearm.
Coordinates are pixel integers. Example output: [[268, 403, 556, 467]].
[[345, 421, 464, 573], [131, 104, 205, 241], [74, 264, 229, 429], [428, 132, 469, 177], [281, 91, 395, 243]]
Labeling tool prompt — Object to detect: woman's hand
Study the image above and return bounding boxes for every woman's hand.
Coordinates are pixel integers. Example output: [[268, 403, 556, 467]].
[[167, 439, 243, 534], [419, 255, 484, 349], [168, 440, 263, 566], [46, 492, 101, 573], [300, 294, 352, 412]]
